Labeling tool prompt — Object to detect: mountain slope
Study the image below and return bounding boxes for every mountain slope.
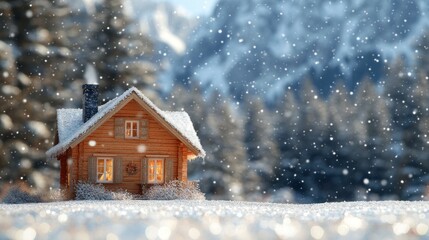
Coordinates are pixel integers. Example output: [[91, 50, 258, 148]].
[[173, 0, 429, 100], [131, 0, 197, 56]]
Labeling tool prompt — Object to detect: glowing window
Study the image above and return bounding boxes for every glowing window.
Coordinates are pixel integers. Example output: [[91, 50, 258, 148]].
[[148, 159, 164, 184], [125, 120, 139, 138], [97, 158, 113, 183]]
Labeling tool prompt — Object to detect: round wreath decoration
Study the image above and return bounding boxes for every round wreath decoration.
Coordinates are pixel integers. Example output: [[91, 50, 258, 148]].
[[126, 162, 138, 176]]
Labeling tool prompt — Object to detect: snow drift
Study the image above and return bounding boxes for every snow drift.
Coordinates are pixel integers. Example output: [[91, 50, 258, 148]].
[[1, 200, 429, 239]]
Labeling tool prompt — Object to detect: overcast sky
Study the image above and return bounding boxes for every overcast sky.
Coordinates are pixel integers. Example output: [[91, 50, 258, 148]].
[[163, 0, 217, 16]]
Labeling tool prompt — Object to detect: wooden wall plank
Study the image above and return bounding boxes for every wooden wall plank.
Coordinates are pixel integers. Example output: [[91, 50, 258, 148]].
[[182, 146, 188, 181], [59, 153, 67, 187], [71, 147, 78, 186], [178, 144, 183, 181]]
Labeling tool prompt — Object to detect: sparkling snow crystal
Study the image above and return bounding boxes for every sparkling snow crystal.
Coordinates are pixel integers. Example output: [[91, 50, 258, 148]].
[[1, 201, 429, 239]]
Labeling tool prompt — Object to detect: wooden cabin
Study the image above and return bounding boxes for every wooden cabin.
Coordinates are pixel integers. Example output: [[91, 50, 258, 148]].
[[46, 85, 205, 195]]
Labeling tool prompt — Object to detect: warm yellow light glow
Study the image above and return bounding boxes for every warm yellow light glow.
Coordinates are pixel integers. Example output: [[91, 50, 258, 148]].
[[148, 161, 155, 182], [97, 158, 113, 182], [156, 160, 163, 182], [148, 159, 164, 183]]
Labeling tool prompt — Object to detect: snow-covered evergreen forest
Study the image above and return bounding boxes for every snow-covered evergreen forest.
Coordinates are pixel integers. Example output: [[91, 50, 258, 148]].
[[1, 0, 429, 203]]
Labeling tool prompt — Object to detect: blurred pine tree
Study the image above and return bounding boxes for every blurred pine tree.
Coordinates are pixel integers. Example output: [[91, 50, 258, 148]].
[[88, 0, 156, 101]]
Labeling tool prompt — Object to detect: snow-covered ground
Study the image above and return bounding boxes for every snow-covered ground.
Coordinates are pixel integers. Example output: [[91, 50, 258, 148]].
[[1, 200, 428, 239]]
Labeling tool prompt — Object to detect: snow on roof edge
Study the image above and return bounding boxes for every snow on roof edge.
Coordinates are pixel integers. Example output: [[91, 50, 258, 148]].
[[131, 88, 205, 158], [46, 87, 205, 159], [162, 110, 206, 158]]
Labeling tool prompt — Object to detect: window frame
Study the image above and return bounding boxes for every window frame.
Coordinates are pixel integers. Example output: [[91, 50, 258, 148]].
[[96, 157, 114, 183], [124, 120, 139, 139], [147, 158, 164, 184]]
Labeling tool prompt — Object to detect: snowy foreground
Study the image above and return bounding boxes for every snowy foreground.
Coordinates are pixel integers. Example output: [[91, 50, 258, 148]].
[[1, 201, 429, 240]]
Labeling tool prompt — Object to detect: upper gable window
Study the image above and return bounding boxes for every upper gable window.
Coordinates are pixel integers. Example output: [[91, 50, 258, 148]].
[[125, 120, 139, 139], [115, 118, 148, 139]]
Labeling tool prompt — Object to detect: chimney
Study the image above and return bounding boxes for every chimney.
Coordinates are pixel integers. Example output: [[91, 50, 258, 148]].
[[82, 84, 99, 122]]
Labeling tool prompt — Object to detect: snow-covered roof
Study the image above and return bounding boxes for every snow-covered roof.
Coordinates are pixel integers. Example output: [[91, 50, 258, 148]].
[[46, 87, 205, 159]]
